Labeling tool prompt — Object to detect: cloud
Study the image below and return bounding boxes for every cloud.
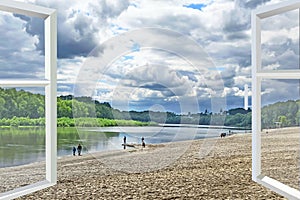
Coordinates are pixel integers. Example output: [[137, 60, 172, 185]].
[[261, 12, 299, 70], [14, 0, 130, 59], [0, 12, 44, 79], [221, 66, 237, 87], [236, 0, 272, 9], [261, 79, 300, 106], [222, 6, 250, 34], [1, 0, 298, 113]]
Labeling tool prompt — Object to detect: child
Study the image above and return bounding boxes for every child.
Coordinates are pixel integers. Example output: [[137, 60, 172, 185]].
[[72, 146, 76, 156]]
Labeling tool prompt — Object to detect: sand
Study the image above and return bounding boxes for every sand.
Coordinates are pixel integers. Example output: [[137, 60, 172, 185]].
[[1, 127, 300, 199]]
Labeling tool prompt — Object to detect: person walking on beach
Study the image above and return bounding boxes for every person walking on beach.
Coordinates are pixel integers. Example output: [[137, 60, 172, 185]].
[[141, 137, 145, 148], [123, 136, 126, 149], [77, 143, 82, 156], [72, 146, 76, 156]]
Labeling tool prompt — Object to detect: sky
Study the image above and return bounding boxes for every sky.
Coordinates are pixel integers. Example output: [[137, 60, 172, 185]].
[[0, 0, 299, 114]]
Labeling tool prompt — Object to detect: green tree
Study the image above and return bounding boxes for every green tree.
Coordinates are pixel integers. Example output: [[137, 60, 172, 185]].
[[278, 115, 288, 127]]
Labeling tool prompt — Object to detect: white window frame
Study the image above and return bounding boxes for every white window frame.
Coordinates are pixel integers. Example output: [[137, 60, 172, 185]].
[[0, 0, 57, 199], [252, 0, 300, 199]]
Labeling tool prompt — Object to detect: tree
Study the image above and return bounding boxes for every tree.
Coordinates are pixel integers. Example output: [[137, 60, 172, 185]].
[[278, 115, 289, 127]]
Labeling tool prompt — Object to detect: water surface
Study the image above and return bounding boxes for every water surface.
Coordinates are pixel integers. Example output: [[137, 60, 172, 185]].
[[0, 126, 245, 168]]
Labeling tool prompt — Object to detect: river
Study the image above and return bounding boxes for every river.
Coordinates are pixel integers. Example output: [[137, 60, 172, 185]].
[[0, 126, 247, 168]]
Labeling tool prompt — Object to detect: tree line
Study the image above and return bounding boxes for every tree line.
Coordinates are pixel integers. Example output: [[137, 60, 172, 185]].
[[261, 100, 300, 129], [0, 88, 298, 128]]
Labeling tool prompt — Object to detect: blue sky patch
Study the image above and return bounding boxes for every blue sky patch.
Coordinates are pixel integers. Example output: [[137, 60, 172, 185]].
[[131, 43, 141, 52], [183, 3, 206, 11], [208, 67, 225, 71], [123, 55, 134, 60]]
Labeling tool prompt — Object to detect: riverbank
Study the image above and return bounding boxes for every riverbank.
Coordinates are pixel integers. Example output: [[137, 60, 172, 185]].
[[1, 127, 299, 199], [0, 117, 157, 128]]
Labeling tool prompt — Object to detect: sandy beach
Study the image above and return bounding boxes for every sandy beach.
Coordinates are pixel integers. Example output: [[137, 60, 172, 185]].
[[1, 127, 300, 199]]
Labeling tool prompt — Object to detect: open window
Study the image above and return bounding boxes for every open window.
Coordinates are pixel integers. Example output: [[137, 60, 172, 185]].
[[0, 0, 56, 199], [252, 0, 300, 199]]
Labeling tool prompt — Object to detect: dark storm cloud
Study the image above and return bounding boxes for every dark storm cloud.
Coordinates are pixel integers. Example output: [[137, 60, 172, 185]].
[[13, 0, 130, 59]]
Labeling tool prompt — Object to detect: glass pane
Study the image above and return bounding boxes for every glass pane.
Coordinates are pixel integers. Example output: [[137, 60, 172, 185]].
[[0, 87, 45, 193], [261, 79, 300, 191], [261, 9, 299, 70], [0, 11, 45, 79]]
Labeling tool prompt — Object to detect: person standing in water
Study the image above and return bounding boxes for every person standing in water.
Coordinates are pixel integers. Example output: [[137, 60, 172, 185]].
[[77, 144, 82, 156]]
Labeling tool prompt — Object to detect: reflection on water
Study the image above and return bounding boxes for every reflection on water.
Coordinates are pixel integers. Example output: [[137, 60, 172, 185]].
[[0, 126, 242, 168]]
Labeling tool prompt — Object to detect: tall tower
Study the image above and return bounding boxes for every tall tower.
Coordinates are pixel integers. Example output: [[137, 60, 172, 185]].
[[244, 84, 248, 110]]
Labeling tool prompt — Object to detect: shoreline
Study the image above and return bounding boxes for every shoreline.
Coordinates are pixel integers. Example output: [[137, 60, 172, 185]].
[[1, 126, 245, 169], [158, 123, 251, 130], [1, 127, 299, 199], [1, 131, 244, 170]]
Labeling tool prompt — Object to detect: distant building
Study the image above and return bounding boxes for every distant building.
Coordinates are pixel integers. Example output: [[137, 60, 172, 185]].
[[244, 84, 248, 110]]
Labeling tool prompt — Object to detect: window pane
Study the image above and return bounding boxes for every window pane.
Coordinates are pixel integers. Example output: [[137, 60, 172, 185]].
[[261, 9, 299, 70]]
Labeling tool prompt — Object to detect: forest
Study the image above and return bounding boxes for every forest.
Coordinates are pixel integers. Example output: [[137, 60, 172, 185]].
[[261, 100, 300, 129], [0, 88, 297, 129]]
